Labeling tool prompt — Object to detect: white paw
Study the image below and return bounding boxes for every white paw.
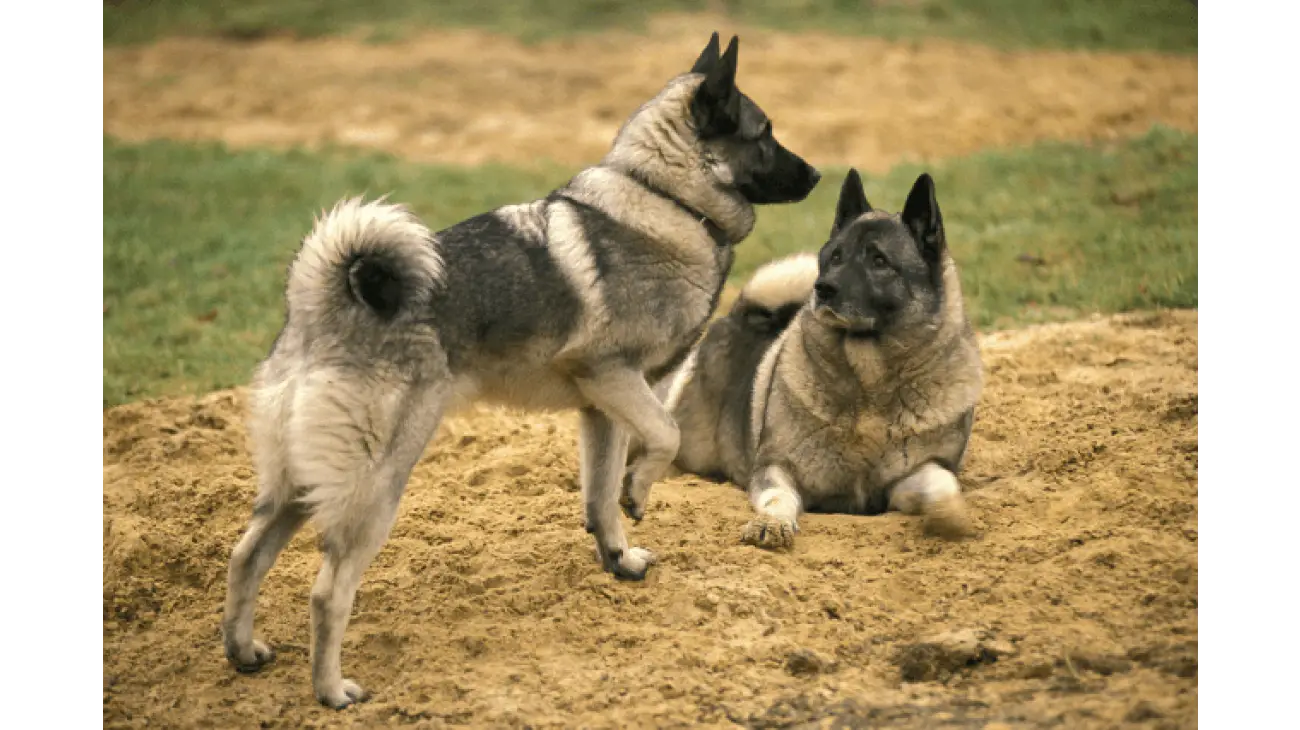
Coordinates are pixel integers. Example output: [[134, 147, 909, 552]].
[[226, 638, 274, 673], [316, 678, 369, 710], [607, 546, 658, 581], [923, 494, 974, 539], [742, 514, 798, 550]]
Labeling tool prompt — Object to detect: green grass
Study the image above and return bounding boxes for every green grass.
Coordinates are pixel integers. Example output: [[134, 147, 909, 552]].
[[104, 127, 1195, 406], [104, 0, 1197, 53]]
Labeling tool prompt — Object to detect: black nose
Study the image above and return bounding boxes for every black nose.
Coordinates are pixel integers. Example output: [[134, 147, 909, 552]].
[[809, 168, 822, 186], [814, 280, 837, 302]]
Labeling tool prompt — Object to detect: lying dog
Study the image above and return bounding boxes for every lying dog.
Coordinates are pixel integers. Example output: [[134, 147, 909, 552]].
[[650, 169, 982, 548]]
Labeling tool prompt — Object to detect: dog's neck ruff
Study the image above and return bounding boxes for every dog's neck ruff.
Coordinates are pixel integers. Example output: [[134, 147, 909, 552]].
[[623, 168, 732, 248]]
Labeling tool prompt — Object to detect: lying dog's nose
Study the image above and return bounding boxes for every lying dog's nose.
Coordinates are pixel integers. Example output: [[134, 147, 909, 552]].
[[814, 281, 837, 302]]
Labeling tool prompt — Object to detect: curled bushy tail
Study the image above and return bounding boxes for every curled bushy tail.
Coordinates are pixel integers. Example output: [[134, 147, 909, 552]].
[[733, 252, 819, 334], [285, 196, 443, 327]]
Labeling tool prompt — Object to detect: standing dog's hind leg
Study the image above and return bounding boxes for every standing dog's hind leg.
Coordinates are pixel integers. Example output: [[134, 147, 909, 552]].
[[223, 492, 306, 672], [223, 374, 306, 673], [305, 381, 448, 709]]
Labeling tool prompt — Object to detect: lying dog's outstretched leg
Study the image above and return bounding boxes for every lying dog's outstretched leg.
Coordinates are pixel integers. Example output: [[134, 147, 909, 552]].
[[577, 367, 680, 524], [888, 462, 973, 539], [742, 464, 802, 550], [223, 494, 306, 672], [578, 406, 658, 579], [306, 379, 448, 710]]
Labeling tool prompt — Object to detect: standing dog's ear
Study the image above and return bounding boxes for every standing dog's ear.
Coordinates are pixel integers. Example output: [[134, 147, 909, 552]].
[[691, 35, 740, 137], [901, 173, 946, 272], [691, 32, 721, 74], [831, 169, 872, 236]]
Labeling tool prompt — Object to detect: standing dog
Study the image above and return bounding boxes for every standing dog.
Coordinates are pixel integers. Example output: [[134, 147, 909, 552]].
[[220, 33, 820, 709], [652, 169, 982, 549]]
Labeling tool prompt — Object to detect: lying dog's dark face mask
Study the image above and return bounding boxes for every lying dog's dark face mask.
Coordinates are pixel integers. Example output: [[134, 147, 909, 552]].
[[812, 169, 947, 339]]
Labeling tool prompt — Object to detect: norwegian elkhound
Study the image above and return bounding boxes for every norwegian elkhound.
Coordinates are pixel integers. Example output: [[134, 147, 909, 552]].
[[220, 33, 820, 709], [649, 169, 982, 550]]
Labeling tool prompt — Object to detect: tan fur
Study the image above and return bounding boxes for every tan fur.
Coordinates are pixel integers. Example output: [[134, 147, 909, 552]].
[[738, 252, 819, 312], [289, 197, 443, 320]]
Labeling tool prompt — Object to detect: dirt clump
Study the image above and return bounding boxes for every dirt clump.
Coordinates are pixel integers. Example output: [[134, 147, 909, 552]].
[[895, 628, 1017, 683]]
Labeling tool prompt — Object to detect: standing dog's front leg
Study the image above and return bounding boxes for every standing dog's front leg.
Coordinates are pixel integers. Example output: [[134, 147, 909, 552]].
[[577, 406, 659, 580], [576, 367, 681, 523], [888, 462, 974, 538], [742, 463, 802, 550]]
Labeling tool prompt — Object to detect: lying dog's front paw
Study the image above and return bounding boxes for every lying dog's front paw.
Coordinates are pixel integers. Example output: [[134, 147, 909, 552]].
[[741, 515, 797, 550], [316, 678, 370, 710], [602, 546, 658, 581], [225, 638, 275, 674], [923, 494, 974, 539]]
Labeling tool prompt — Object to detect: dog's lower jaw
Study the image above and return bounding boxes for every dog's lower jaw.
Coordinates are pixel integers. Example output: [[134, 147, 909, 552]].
[[844, 327, 881, 341]]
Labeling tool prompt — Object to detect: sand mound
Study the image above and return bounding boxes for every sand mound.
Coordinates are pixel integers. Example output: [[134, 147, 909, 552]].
[[104, 310, 1197, 728]]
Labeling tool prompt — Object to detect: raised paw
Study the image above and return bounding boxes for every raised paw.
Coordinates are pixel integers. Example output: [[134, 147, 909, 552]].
[[741, 515, 798, 550], [316, 678, 370, 710], [602, 546, 658, 581], [620, 469, 650, 522], [225, 638, 275, 674], [923, 495, 974, 540]]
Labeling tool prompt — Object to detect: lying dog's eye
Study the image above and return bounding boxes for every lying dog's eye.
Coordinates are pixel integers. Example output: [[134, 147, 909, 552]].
[[872, 254, 888, 268]]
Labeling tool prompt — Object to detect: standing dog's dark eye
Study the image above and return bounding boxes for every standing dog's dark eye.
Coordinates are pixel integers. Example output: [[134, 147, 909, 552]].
[[872, 254, 888, 268], [829, 249, 842, 265]]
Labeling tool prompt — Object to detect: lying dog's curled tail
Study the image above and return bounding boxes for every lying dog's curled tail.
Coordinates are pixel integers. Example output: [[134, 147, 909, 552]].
[[286, 196, 444, 325], [733, 251, 819, 335]]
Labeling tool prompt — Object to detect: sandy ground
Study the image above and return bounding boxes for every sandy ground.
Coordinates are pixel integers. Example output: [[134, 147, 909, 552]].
[[103, 17, 1198, 171], [104, 19, 1198, 726], [103, 310, 1197, 729]]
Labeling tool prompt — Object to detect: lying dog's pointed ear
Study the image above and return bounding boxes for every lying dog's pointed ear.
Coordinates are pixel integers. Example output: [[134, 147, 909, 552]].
[[691, 35, 740, 137], [832, 169, 871, 236], [902, 172, 945, 268], [690, 32, 721, 74]]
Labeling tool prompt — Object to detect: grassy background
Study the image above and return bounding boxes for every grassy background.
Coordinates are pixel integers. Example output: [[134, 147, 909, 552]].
[[103, 0, 1197, 406], [104, 0, 1197, 53], [103, 128, 1195, 406]]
